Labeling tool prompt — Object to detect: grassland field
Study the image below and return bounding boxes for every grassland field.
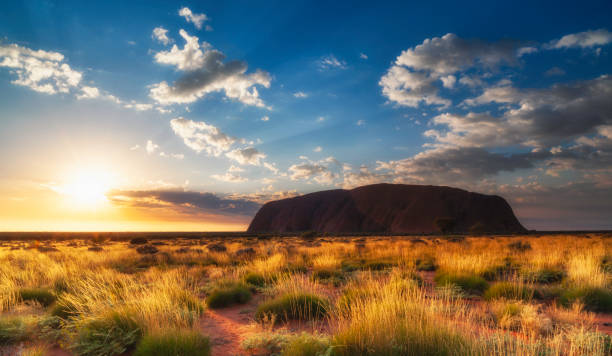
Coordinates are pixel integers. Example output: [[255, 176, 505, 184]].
[[1, 233, 612, 356]]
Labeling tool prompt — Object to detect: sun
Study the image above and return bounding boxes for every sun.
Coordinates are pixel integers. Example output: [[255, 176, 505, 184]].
[[60, 168, 114, 208]]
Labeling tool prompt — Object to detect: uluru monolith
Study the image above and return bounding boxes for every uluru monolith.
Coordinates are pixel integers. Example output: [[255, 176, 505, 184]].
[[247, 183, 525, 234]]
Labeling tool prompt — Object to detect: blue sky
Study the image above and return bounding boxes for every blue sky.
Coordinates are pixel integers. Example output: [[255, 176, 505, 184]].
[[1, 0, 611, 230]]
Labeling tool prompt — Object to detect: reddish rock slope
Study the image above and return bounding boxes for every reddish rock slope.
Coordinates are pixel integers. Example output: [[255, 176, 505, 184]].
[[247, 183, 525, 234]]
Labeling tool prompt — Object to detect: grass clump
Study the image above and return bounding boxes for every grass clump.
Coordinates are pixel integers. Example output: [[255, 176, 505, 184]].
[[206, 282, 252, 309], [19, 288, 56, 307], [415, 255, 437, 271], [484, 282, 536, 301], [0, 316, 29, 345], [70, 310, 143, 356], [281, 333, 330, 356], [559, 287, 612, 313], [434, 272, 489, 295], [521, 268, 565, 284], [244, 272, 267, 288], [255, 293, 329, 323], [133, 329, 210, 356]]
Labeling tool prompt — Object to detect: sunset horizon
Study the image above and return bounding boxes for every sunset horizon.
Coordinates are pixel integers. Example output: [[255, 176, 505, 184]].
[[1, 1, 611, 232]]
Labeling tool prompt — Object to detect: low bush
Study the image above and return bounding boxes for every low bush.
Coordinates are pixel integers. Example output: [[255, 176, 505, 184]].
[[50, 299, 79, 320], [480, 257, 520, 281], [255, 293, 329, 323], [133, 329, 210, 356], [19, 288, 56, 307], [521, 268, 565, 284], [484, 282, 537, 301], [37, 316, 64, 344], [0, 316, 29, 345], [281, 333, 330, 356], [311, 269, 344, 286], [415, 255, 437, 271], [206, 282, 252, 309], [559, 287, 612, 313], [244, 272, 267, 288], [70, 310, 143, 356], [434, 272, 489, 295]]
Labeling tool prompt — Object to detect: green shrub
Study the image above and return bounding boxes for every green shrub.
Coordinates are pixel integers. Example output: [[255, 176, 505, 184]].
[[311, 269, 344, 286], [255, 293, 329, 323], [559, 287, 612, 313], [336, 288, 373, 313], [50, 299, 78, 320], [0, 316, 29, 345], [206, 283, 252, 309], [480, 257, 520, 281], [244, 272, 266, 288], [364, 260, 395, 271], [281, 333, 330, 356], [242, 332, 290, 355], [434, 272, 489, 295], [415, 255, 437, 271], [133, 329, 210, 356], [38, 315, 64, 343], [521, 268, 565, 284], [484, 282, 536, 301], [19, 288, 56, 307], [70, 310, 143, 356]]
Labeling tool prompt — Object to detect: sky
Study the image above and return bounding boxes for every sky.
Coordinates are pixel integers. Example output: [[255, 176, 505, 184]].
[[0, 0, 611, 231]]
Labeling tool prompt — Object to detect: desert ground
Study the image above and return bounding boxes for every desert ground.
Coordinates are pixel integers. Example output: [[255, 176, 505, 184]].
[[1, 233, 611, 356]]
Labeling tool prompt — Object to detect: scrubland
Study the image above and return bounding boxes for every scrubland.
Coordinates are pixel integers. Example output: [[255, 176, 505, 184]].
[[0, 233, 611, 355]]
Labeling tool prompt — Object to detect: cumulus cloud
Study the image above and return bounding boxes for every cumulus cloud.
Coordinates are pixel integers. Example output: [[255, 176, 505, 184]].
[[379, 33, 522, 108], [152, 27, 173, 45], [211, 172, 248, 183], [159, 152, 184, 159], [548, 29, 612, 49], [261, 116, 270, 121], [107, 189, 260, 216], [178, 7, 208, 30], [379, 65, 450, 107], [150, 30, 271, 107], [293, 91, 308, 98], [225, 147, 266, 166], [313, 146, 322, 152], [395, 33, 519, 75], [0, 43, 82, 94], [170, 117, 235, 156]]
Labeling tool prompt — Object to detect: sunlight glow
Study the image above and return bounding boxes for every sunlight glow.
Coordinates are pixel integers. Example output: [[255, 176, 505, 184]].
[[54, 168, 114, 209]]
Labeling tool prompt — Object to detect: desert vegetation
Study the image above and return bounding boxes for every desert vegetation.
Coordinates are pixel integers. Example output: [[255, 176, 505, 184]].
[[0, 233, 611, 355]]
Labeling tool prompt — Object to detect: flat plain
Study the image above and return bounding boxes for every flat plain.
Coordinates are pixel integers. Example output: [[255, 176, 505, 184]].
[[1, 233, 611, 356]]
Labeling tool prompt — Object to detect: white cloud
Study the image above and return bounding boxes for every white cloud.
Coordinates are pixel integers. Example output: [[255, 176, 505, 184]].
[[356, 120, 365, 126], [318, 55, 347, 70], [76, 86, 100, 99], [379, 65, 450, 108], [152, 27, 173, 45], [130, 145, 140, 151], [228, 165, 244, 173], [313, 146, 322, 152], [440, 75, 456, 89], [0, 43, 82, 94], [146, 140, 159, 154], [293, 91, 308, 98], [360, 53, 368, 60], [316, 116, 326, 122], [178, 7, 208, 30], [261, 116, 270, 122], [150, 30, 271, 107], [170, 117, 235, 156], [225, 147, 266, 166], [517, 46, 538, 56], [548, 29, 612, 49], [211, 172, 247, 183]]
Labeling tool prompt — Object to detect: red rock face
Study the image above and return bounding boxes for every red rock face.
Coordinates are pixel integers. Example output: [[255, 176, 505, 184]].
[[247, 183, 526, 234]]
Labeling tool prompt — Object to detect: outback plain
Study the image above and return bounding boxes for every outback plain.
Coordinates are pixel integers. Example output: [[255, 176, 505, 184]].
[[1, 232, 611, 356]]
